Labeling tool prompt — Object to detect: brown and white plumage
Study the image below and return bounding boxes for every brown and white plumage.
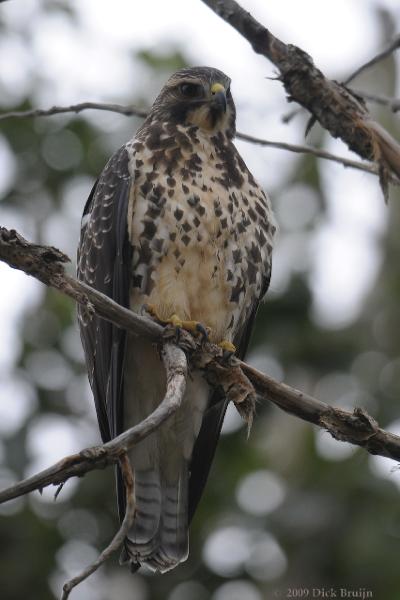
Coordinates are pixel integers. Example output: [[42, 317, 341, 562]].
[[77, 66, 276, 573]]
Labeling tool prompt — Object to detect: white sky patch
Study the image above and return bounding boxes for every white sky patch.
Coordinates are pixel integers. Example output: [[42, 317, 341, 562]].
[[221, 402, 245, 435], [72, 0, 379, 77], [236, 470, 286, 516], [315, 430, 357, 461], [246, 0, 378, 73], [31, 14, 136, 105], [0, 135, 16, 197], [0, 0, 38, 30], [310, 145, 386, 328], [203, 526, 253, 577], [369, 419, 400, 489], [0, 468, 25, 516], [321, 138, 387, 235], [212, 580, 263, 600], [245, 532, 287, 581], [0, 376, 38, 437], [24, 414, 98, 503], [0, 204, 44, 370], [310, 224, 382, 328], [0, 262, 43, 370], [0, 31, 35, 105]]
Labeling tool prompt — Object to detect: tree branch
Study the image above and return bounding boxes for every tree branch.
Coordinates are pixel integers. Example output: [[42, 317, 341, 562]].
[[344, 34, 400, 85], [200, 0, 400, 187], [0, 101, 389, 181], [0, 101, 147, 122], [240, 363, 400, 460], [1, 225, 400, 474], [237, 131, 398, 181]]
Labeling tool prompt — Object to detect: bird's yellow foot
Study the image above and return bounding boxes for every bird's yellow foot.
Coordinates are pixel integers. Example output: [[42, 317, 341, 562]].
[[218, 340, 236, 354], [144, 305, 209, 340]]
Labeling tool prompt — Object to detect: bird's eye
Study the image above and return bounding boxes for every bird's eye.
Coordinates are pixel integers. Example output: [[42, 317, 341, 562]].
[[179, 83, 202, 98]]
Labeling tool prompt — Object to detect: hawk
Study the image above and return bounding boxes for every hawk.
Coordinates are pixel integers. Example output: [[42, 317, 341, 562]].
[[77, 66, 275, 573]]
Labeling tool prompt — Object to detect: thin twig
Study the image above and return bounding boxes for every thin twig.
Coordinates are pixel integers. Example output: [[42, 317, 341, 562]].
[[236, 131, 390, 178], [0, 101, 147, 122], [61, 454, 135, 600], [344, 34, 400, 85], [0, 102, 388, 179]]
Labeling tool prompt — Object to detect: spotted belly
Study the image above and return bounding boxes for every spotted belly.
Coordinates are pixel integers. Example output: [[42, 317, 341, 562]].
[[143, 246, 232, 342], [127, 130, 275, 344], [130, 207, 236, 342]]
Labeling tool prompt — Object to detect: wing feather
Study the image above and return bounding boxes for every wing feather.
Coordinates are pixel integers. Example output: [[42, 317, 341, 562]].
[[77, 145, 133, 443]]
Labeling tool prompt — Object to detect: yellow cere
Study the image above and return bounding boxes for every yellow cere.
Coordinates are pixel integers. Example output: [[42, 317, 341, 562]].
[[210, 82, 225, 94]]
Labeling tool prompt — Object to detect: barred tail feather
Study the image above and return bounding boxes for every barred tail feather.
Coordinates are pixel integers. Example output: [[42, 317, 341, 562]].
[[121, 339, 209, 572], [129, 469, 162, 546], [123, 463, 189, 573]]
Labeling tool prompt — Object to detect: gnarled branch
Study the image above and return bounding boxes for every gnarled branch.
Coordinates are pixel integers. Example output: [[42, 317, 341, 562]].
[[200, 0, 400, 190], [1, 225, 400, 472]]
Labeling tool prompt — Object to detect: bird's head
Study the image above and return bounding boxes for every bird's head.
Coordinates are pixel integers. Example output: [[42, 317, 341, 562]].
[[149, 66, 236, 138]]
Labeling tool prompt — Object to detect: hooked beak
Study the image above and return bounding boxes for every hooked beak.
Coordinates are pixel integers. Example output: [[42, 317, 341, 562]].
[[210, 82, 227, 113]]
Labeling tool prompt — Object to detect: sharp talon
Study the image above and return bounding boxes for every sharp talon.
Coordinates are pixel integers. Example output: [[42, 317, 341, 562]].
[[144, 307, 209, 340], [218, 340, 236, 354], [196, 322, 209, 341]]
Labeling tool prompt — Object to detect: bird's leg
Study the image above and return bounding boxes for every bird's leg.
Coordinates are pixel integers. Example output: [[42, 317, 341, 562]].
[[144, 304, 210, 340], [217, 340, 236, 354]]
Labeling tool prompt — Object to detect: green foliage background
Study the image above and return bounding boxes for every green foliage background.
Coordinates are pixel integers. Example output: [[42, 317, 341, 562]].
[[1, 3, 400, 600]]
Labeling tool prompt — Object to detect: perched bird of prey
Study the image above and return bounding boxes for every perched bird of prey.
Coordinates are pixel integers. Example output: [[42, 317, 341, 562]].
[[77, 66, 276, 573]]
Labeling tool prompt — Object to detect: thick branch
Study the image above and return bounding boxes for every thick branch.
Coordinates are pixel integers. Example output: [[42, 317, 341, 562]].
[[0, 100, 387, 180], [200, 0, 400, 182], [241, 363, 400, 460], [1, 225, 400, 494], [0, 227, 162, 340]]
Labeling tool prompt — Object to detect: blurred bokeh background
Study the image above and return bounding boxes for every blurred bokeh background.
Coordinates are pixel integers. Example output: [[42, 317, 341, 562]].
[[1, 1, 400, 599]]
